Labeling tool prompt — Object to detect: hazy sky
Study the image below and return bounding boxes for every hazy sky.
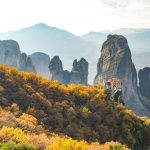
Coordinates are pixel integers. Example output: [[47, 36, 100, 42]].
[[0, 0, 150, 35]]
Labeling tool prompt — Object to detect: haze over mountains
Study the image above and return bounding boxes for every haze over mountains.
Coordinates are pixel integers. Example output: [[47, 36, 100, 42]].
[[0, 23, 149, 83], [82, 28, 150, 54]]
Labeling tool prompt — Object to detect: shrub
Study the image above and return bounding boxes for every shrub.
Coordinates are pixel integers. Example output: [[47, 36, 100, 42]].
[[46, 137, 88, 150], [0, 126, 29, 144], [0, 65, 149, 149], [16, 113, 37, 131], [0, 142, 35, 150], [28, 133, 50, 149]]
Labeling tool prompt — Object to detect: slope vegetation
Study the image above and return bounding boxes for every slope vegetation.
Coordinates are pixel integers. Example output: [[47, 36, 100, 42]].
[[0, 65, 149, 150]]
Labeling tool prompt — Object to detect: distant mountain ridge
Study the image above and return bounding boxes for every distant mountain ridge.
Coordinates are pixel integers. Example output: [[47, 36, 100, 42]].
[[0, 23, 98, 66], [82, 28, 150, 53], [0, 23, 99, 83], [0, 23, 150, 83]]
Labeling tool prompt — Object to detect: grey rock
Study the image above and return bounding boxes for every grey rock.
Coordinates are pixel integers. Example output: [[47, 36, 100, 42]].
[[49, 56, 63, 75], [29, 52, 50, 78], [72, 58, 88, 84], [70, 71, 81, 84], [138, 67, 150, 109], [49, 56, 88, 85], [19, 53, 36, 72], [139, 67, 150, 99], [0, 40, 36, 73], [0, 40, 20, 68], [94, 35, 149, 116]]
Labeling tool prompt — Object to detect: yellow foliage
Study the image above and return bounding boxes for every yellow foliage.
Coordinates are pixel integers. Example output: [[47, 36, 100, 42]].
[[0, 65, 149, 150], [82, 107, 89, 114], [0, 108, 131, 150], [0, 126, 29, 144], [139, 116, 150, 126], [46, 137, 88, 150], [16, 113, 37, 130]]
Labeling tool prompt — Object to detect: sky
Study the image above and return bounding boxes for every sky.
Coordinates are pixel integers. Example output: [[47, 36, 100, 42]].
[[0, 0, 150, 35]]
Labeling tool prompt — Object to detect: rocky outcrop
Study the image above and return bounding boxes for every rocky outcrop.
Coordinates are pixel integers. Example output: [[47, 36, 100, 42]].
[[72, 58, 88, 84], [0, 40, 20, 68], [139, 67, 150, 99], [19, 53, 36, 72], [49, 56, 66, 83], [29, 52, 50, 78], [49, 56, 88, 85], [94, 35, 149, 116], [138, 67, 150, 109], [0, 40, 36, 73]]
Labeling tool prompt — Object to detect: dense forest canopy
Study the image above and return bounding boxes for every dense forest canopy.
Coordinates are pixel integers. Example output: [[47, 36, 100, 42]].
[[0, 65, 149, 150]]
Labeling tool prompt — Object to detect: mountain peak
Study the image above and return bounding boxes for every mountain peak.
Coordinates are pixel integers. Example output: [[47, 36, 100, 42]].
[[32, 23, 50, 28]]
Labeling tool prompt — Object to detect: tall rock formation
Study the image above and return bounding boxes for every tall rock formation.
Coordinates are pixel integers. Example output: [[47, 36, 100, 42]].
[[19, 53, 36, 72], [49, 56, 67, 83], [49, 56, 88, 85], [0, 40, 36, 73], [72, 58, 88, 84], [139, 67, 150, 99], [138, 67, 150, 109], [0, 40, 20, 68], [94, 35, 149, 116], [29, 52, 50, 78]]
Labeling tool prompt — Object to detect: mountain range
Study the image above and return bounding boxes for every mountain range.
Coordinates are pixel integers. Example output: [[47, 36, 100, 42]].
[[0, 24, 150, 149], [0, 23, 150, 83], [82, 28, 150, 53]]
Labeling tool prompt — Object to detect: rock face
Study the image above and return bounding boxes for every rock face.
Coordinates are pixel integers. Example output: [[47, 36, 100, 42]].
[[94, 35, 149, 116], [29, 52, 50, 78], [19, 53, 36, 72], [72, 58, 88, 84], [0, 40, 20, 68], [0, 40, 36, 73], [49, 56, 88, 84], [139, 67, 150, 99]]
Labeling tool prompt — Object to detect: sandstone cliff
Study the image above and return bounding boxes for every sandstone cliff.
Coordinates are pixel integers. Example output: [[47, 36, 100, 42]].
[[0, 40, 36, 73], [49, 56, 88, 85], [94, 35, 149, 116]]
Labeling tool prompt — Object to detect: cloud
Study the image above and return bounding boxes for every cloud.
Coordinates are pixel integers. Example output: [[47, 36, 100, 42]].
[[98, 0, 150, 8], [99, 0, 131, 8]]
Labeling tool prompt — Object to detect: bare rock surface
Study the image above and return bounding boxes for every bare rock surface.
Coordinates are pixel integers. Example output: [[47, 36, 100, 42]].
[[49, 56, 88, 85], [0, 40, 36, 73], [94, 35, 149, 116]]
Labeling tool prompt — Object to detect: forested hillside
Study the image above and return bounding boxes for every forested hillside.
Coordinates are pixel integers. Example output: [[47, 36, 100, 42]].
[[0, 65, 149, 150]]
